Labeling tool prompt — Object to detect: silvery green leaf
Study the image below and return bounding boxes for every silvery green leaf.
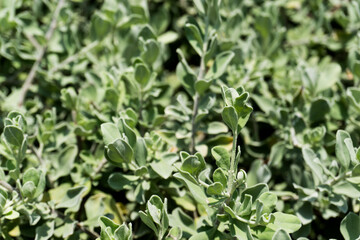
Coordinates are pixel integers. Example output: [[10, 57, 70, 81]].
[[340, 212, 360, 240], [272, 229, 291, 240], [184, 23, 203, 56], [106, 139, 133, 164], [336, 130, 352, 171], [174, 171, 207, 205], [302, 147, 325, 184], [211, 146, 230, 171], [108, 173, 139, 191], [134, 63, 151, 88], [213, 168, 227, 187], [205, 51, 234, 80], [35, 221, 55, 240], [56, 186, 87, 212], [266, 212, 301, 233], [222, 106, 238, 132], [206, 182, 223, 195], [4, 125, 24, 147], [101, 123, 121, 146], [316, 63, 341, 93]]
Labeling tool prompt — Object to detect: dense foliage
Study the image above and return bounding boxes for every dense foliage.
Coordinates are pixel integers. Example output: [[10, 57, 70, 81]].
[[1, 0, 360, 239]]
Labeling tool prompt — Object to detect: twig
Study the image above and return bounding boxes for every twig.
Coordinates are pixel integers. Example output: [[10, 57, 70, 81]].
[[190, 18, 209, 154], [24, 32, 41, 51], [18, 0, 65, 106], [0, 180, 22, 199], [30, 145, 55, 188], [290, 127, 302, 148], [0, 180, 14, 192], [92, 158, 107, 179], [48, 41, 98, 75], [56, 210, 100, 239]]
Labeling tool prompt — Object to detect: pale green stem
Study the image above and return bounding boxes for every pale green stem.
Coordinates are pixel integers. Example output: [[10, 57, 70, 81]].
[[190, 17, 209, 154], [226, 129, 238, 196]]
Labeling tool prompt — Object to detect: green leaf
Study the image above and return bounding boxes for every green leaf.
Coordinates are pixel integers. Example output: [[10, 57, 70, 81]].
[[222, 106, 238, 132], [258, 192, 277, 214], [247, 159, 271, 186], [106, 139, 134, 164], [139, 211, 159, 235], [316, 63, 341, 93], [53, 145, 78, 180], [166, 226, 182, 240], [91, 12, 112, 40], [101, 123, 121, 145], [295, 201, 313, 225], [241, 183, 269, 203], [4, 125, 24, 146], [135, 138, 148, 166], [141, 39, 160, 65], [108, 173, 139, 191], [269, 141, 286, 168], [181, 154, 205, 176], [185, 23, 203, 56], [150, 158, 175, 179], [99, 216, 119, 233], [340, 212, 360, 240], [176, 49, 196, 96], [147, 195, 164, 225], [333, 181, 360, 198], [211, 146, 230, 170], [272, 229, 291, 240], [174, 172, 207, 205], [22, 181, 36, 199], [206, 182, 223, 195], [168, 208, 197, 237], [336, 130, 352, 171], [206, 122, 228, 135], [114, 223, 132, 240], [309, 98, 330, 123], [35, 221, 55, 240], [347, 87, 360, 112], [134, 63, 151, 87], [229, 219, 253, 239], [195, 79, 212, 95], [267, 212, 301, 233], [193, 0, 206, 15], [117, 118, 137, 148], [302, 147, 324, 184], [237, 194, 252, 216], [205, 51, 234, 79], [56, 186, 87, 212], [213, 168, 227, 187]]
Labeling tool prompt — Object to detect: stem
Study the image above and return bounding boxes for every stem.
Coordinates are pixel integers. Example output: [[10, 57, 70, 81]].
[[226, 129, 238, 196], [326, 171, 352, 186], [48, 41, 98, 75], [138, 90, 145, 136], [0, 180, 14, 192], [56, 210, 100, 239], [18, 0, 65, 106], [190, 18, 209, 154], [30, 145, 55, 188], [91, 158, 107, 179]]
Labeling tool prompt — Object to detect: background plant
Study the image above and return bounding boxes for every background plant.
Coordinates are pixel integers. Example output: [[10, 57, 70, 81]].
[[0, 0, 360, 239]]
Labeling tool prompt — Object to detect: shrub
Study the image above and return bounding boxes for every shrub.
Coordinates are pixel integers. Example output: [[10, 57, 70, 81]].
[[0, 0, 360, 239]]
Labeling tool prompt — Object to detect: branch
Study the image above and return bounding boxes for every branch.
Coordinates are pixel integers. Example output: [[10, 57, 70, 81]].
[[24, 32, 41, 51], [48, 41, 99, 75], [56, 210, 100, 239], [18, 0, 65, 106], [91, 158, 107, 179], [0, 180, 14, 192], [190, 18, 209, 154]]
